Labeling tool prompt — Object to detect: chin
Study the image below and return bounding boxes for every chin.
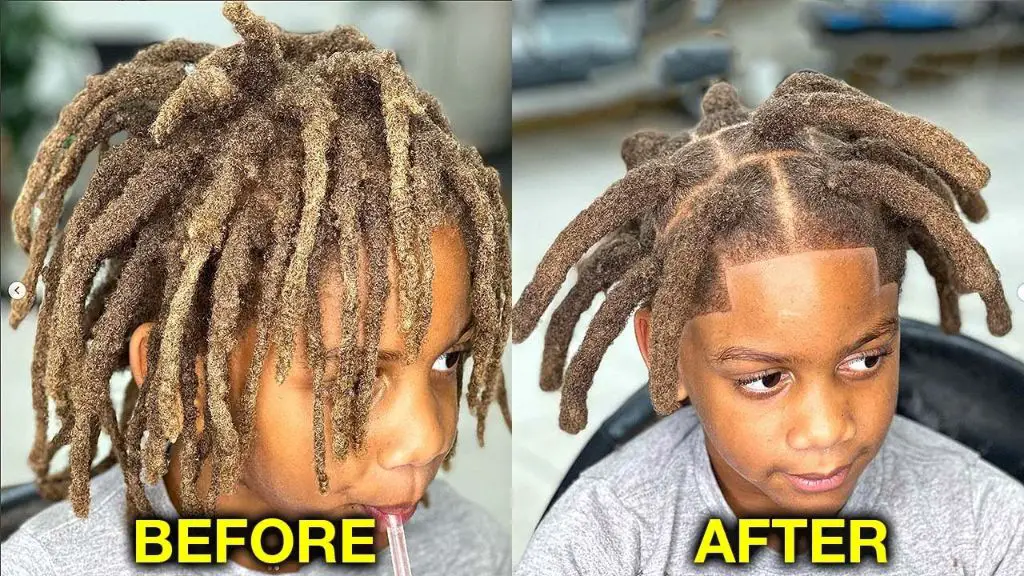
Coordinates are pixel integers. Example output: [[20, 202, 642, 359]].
[[792, 497, 848, 517], [262, 494, 355, 520], [771, 487, 853, 517]]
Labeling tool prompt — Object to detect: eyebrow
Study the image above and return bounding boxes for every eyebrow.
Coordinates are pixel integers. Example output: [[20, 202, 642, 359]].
[[710, 316, 899, 366], [712, 347, 796, 366], [836, 316, 900, 359], [326, 318, 475, 364]]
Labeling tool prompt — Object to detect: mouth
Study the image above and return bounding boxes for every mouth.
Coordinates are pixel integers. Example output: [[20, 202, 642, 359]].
[[783, 464, 851, 494], [363, 503, 419, 525]]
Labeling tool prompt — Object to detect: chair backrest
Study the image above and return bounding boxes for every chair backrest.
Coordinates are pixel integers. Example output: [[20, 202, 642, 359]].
[[541, 318, 1024, 521], [1, 483, 53, 542]]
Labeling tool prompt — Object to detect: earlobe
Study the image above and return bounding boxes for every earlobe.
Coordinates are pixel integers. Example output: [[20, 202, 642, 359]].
[[676, 326, 690, 404], [677, 379, 689, 403], [128, 323, 154, 386]]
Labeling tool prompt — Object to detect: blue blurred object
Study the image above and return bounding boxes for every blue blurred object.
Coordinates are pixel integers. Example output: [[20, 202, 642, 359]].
[[659, 37, 732, 85], [512, 3, 639, 90], [659, 36, 733, 118], [809, 0, 997, 33]]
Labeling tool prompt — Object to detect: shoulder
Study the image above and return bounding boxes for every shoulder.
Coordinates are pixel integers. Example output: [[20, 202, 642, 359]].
[[883, 416, 1021, 491], [517, 406, 703, 571], [515, 406, 704, 576], [408, 478, 510, 574], [576, 405, 702, 505], [419, 478, 509, 545], [2, 467, 135, 575], [966, 457, 1024, 574], [880, 417, 1024, 565], [885, 415, 987, 462], [880, 416, 1024, 504]]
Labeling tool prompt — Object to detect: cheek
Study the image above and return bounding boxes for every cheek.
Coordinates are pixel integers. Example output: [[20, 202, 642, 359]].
[[849, 359, 900, 446], [367, 377, 460, 443], [439, 378, 460, 422], [683, 362, 780, 477], [441, 387, 460, 439], [245, 385, 320, 498], [679, 337, 782, 476], [692, 386, 787, 478]]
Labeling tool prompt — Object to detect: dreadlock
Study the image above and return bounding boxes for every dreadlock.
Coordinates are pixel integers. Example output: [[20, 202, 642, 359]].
[[512, 70, 1011, 435], [9, 1, 511, 519]]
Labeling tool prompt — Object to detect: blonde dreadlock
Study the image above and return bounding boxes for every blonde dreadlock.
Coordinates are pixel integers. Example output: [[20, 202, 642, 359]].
[[10, 1, 511, 518]]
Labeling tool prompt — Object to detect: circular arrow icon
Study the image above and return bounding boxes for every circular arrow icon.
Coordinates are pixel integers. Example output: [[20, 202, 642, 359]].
[[9, 282, 27, 300]]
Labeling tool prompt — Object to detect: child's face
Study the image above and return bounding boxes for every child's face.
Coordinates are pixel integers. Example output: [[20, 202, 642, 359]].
[[637, 247, 900, 516], [135, 226, 471, 529]]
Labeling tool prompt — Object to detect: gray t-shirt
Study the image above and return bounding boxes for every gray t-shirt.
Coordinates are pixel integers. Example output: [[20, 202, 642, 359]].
[[516, 406, 1024, 576], [1, 466, 510, 576]]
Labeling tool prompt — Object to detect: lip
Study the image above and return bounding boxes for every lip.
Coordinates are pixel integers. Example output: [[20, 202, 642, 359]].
[[783, 465, 851, 493], [364, 503, 418, 525]]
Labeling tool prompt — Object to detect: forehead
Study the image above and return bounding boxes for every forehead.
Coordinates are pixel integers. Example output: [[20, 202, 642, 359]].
[[316, 226, 471, 350], [318, 226, 469, 294], [685, 247, 898, 353]]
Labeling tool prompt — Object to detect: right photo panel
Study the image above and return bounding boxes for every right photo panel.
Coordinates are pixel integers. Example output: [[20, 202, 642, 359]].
[[510, 0, 1024, 574]]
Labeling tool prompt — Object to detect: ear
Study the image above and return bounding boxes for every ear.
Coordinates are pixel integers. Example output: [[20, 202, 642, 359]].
[[633, 308, 653, 369], [633, 308, 689, 403], [128, 322, 154, 386], [128, 323, 208, 430]]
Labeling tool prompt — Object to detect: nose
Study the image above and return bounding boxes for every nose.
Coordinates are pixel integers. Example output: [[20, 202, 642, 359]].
[[786, 375, 855, 452], [377, 373, 450, 471]]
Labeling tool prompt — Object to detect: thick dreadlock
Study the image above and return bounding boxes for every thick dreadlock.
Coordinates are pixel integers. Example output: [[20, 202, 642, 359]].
[[9, 1, 511, 519], [512, 71, 1012, 435]]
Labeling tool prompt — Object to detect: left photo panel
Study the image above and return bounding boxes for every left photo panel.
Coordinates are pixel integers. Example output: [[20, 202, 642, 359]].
[[0, 2, 513, 575]]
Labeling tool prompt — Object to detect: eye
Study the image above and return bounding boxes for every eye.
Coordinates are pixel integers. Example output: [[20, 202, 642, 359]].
[[843, 349, 890, 374], [736, 371, 786, 395], [848, 355, 879, 371], [431, 351, 463, 373]]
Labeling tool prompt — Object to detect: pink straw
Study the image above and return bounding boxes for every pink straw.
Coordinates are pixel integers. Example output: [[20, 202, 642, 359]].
[[386, 514, 413, 576]]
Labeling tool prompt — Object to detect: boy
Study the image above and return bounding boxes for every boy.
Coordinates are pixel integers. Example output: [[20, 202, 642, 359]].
[[512, 72, 1023, 574], [2, 2, 511, 574]]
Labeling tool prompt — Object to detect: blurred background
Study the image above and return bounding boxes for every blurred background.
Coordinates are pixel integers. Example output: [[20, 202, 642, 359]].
[[510, 0, 1024, 561], [0, 1, 512, 530]]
